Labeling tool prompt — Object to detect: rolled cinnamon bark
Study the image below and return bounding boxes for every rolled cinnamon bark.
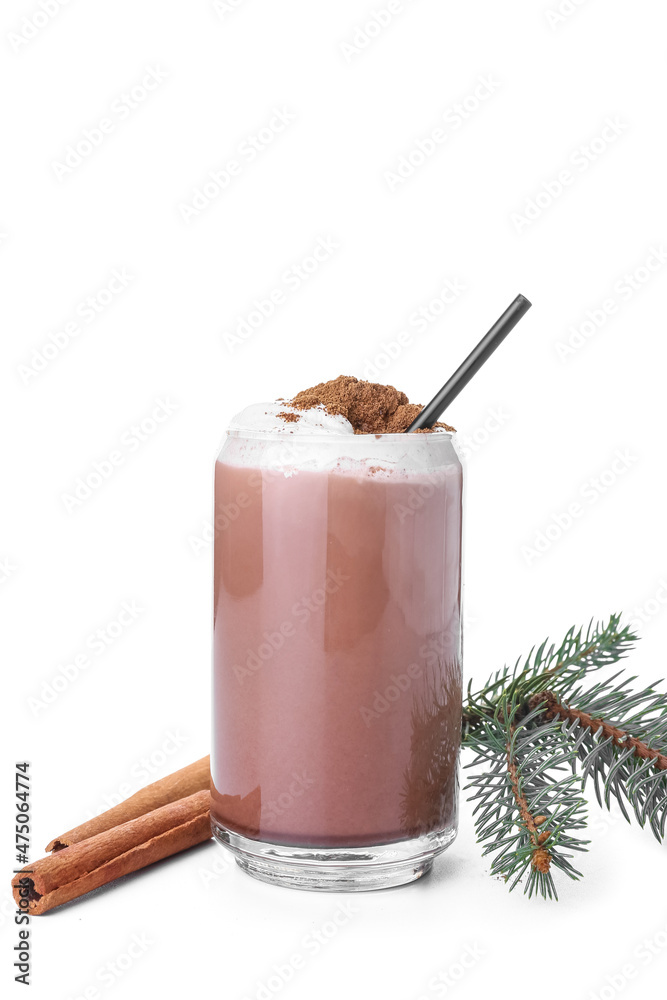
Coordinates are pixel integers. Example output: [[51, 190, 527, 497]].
[[13, 789, 211, 916], [46, 755, 210, 851]]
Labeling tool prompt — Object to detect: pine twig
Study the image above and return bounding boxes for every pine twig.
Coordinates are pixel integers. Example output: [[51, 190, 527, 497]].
[[465, 699, 589, 900], [530, 678, 667, 840], [505, 726, 552, 876], [461, 613, 667, 899], [462, 614, 636, 734], [535, 691, 667, 772]]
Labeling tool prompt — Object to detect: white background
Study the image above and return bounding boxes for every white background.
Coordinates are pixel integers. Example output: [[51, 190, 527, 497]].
[[3, 1, 667, 998]]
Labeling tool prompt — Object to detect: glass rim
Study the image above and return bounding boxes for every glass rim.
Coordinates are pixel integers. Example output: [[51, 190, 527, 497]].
[[224, 427, 456, 443]]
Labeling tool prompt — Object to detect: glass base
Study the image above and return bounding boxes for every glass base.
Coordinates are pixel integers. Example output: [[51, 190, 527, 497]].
[[212, 822, 457, 892]]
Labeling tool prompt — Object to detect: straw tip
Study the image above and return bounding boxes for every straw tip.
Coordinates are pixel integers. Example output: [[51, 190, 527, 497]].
[[516, 293, 532, 309]]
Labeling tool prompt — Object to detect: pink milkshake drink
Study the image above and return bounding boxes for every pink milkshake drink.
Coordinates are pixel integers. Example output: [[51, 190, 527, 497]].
[[212, 390, 463, 890]]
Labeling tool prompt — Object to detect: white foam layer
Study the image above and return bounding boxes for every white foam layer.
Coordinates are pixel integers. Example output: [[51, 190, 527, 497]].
[[229, 401, 354, 436], [221, 401, 459, 477]]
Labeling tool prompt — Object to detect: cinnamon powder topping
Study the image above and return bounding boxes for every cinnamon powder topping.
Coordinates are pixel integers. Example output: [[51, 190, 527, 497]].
[[280, 375, 455, 435]]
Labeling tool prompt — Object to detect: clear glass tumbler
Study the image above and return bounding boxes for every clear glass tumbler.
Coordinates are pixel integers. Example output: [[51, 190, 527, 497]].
[[211, 425, 463, 890]]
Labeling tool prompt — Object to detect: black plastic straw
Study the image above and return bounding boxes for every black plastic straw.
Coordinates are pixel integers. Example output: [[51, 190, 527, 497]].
[[405, 294, 532, 432]]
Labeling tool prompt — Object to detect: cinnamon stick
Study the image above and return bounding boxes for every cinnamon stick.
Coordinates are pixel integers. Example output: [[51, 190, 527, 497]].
[[12, 789, 211, 916], [46, 755, 210, 851]]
